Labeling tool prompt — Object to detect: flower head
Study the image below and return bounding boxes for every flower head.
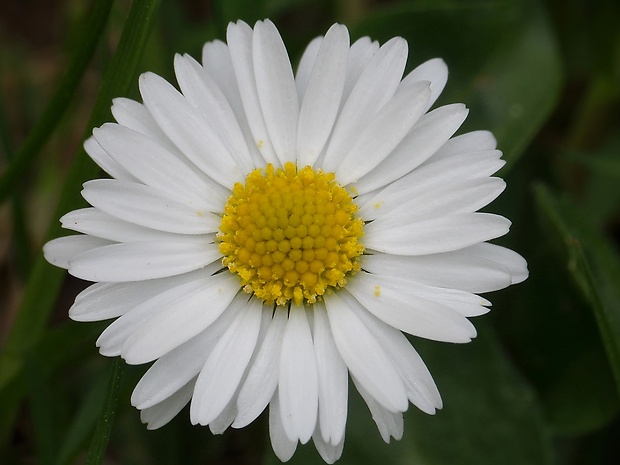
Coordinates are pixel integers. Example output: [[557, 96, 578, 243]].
[[44, 19, 528, 463]]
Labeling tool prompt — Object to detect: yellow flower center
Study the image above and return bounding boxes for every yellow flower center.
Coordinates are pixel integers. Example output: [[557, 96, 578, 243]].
[[218, 162, 364, 306]]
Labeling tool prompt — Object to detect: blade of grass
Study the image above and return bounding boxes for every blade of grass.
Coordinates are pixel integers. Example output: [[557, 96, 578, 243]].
[[571, 243, 620, 395], [0, 0, 162, 448], [85, 358, 124, 465], [55, 367, 109, 465], [534, 184, 620, 396], [0, 0, 114, 203]]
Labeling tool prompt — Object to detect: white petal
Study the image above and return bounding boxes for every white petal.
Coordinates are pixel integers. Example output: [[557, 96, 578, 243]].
[[83, 136, 136, 182], [269, 392, 297, 462], [93, 123, 221, 210], [133, 344, 206, 411], [352, 376, 403, 442], [362, 250, 512, 294], [70, 282, 132, 321], [279, 307, 319, 443], [234, 307, 288, 428], [362, 178, 506, 223], [342, 37, 380, 102], [139, 72, 244, 187], [336, 80, 431, 184], [324, 292, 408, 413], [95, 270, 216, 356], [131, 298, 241, 410], [383, 280, 491, 319], [357, 149, 504, 210], [69, 267, 219, 322], [111, 97, 182, 156], [191, 298, 262, 425], [227, 20, 279, 165], [313, 427, 345, 464], [296, 24, 349, 167], [346, 274, 477, 342], [61, 208, 174, 242], [353, 306, 442, 414], [460, 242, 529, 284], [313, 302, 348, 445], [322, 37, 408, 173], [365, 177, 506, 223], [429, 130, 498, 162], [81, 179, 220, 234], [120, 274, 240, 364], [354, 103, 469, 194], [202, 40, 265, 168], [68, 237, 219, 282], [208, 396, 238, 435], [140, 378, 195, 430], [43, 235, 112, 269], [202, 40, 239, 108], [399, 58, 448, 110], [295, 36, 322, 101], [364, 212, 511, 256], [253, 20, 300, 165], [173, 54, 254, 173]]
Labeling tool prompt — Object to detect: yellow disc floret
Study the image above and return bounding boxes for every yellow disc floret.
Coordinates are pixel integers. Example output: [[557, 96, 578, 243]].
[[218, 162, 364, 306]]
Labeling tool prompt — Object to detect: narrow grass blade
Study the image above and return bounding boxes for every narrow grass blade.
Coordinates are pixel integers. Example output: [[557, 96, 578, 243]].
[[535, 183, 620, 396], [85, 358, 124, 465], [55, 369, 109, 465]]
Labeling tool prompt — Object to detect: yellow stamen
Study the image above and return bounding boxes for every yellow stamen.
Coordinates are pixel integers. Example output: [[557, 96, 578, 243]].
[[218, 162, 364, 306]]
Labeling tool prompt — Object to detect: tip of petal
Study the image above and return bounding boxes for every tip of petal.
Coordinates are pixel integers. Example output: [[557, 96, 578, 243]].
[[384, 36, 408, 58], [511, 260, 529, 284]]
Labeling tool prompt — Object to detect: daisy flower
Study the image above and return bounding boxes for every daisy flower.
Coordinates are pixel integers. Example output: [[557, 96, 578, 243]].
[[44, 19, 528, 463]]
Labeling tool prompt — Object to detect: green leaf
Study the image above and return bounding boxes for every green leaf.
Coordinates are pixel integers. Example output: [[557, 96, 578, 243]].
[[534, 183, 620, 397], [544, 344, 619, 436], [0, 0, 162, 448], [85, 358, 124, 465], [566, 134, 620, 229], [491, 222, 619, 437], [350, 0, 563, 167], [406, 323, 552, 465]]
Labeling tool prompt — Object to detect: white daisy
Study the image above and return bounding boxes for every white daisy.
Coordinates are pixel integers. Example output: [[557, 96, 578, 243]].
[[44, 19, 528, 463]]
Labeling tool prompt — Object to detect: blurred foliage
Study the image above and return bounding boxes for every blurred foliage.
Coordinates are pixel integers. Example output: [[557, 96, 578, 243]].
[[1, 0, 619, 464]]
